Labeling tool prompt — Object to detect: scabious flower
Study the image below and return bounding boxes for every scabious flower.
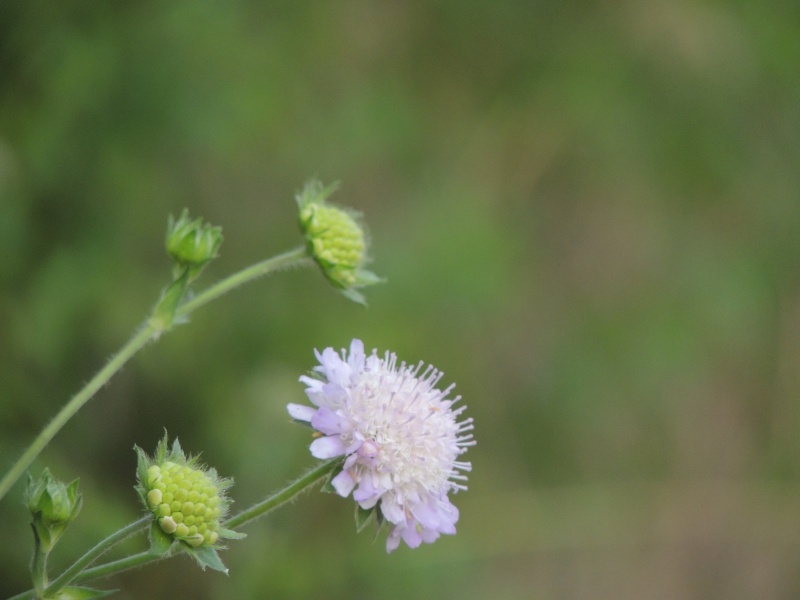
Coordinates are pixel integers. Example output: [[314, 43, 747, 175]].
[[288, 339, 474, 552]]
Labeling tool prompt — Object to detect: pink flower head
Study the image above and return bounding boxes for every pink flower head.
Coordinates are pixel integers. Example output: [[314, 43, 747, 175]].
[[288, 339, 474, 552]]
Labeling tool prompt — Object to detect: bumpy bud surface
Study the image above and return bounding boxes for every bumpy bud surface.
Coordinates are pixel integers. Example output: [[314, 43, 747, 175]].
[[144, 461, 224, 547], [134, 433, 243, 571], [296, 180, 382, 304]]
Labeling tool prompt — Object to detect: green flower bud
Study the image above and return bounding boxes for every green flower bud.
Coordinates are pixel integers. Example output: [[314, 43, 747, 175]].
[[165, 209, 223, 283], [296, 180, 383, 305], [134, 433, 244, 563], [25, 469, 82, 553]]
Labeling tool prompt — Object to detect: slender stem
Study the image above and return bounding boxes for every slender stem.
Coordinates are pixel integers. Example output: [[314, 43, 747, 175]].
[[45, 516, 150, 597], [0, 324, 157, 503], [224, 458, 340, 529], [0, 246, 310, 504], [30, 528, 48, 598], [52, 460, 339, 588], [177, 246, 310, 317], [72, 551, 157, 585]]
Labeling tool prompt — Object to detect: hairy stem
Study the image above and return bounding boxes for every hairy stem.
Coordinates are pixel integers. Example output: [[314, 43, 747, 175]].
[[45, 516, 151, 597], [50, 458, 341, 588], [177, 246, 309, 316], [224, 458, 340, 529], [0, 324, 157, 503], [0, 246, 310, 504]]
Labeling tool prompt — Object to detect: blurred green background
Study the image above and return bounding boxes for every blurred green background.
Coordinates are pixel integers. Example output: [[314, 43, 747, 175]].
[[2, 1, 800, 598]]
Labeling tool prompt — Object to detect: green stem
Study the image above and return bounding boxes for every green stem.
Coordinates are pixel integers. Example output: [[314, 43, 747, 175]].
[[73, 551, 157, 585], [0, 324, 158, 503], [224, 458, 340, 529], [0, 246, 311, 504], [44, 516, 150, 598], [177, 246, 309, 317], [46, 459, 339, 589], [30, 528, 48, 598]]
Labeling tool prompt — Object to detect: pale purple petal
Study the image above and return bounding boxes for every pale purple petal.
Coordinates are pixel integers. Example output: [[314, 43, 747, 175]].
[[287, 403, 316, 422], [319, 348, 350, 386], [380, 499, 405, 524], [420, 528, 442, 543], [347, 339, 365, 373], [400, 524, 423, 548], [310, 436, 346, 459], [386, 529, 402, 553], [353, 476, 381, 508], [321, 382, 347, 405], [292, 338, 474, 553], [331, 470, 356, 497], [311, 406, 346, 435]]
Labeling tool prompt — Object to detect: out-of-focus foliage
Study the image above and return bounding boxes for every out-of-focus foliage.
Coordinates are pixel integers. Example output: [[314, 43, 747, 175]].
[[2, 1, 800, 598]]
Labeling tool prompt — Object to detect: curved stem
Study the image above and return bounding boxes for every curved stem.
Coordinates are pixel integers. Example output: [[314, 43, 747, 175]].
[[45, 516, 150, 597], [72, 551, 157, 585], [30, 528, 48, 598], [177, 246, 309, 317], [50, 460, 338, 588], [0, 246, 311, 504], [0, 324, 158, 503], [224, 458, 340, 529]]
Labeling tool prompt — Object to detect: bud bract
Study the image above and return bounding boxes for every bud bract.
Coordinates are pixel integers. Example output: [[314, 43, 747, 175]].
[[134, 433, 244, 572], [25, 469, 82, 552], [165, 209, 223, 282], [296, 180, 382, 305]]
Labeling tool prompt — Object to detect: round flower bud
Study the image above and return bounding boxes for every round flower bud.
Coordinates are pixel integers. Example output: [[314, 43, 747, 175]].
[[296, 180, 382, 305], [25, 469, 83, 553], [135, 434, 240, 552], [165, 209, 223, 282]]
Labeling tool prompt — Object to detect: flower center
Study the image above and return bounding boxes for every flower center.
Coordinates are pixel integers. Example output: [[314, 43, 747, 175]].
[[347, 367, 463, 495]]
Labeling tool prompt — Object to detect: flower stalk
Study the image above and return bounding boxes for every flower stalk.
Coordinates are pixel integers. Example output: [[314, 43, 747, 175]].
[[44, 516, 151, 598], [0, 248, 312, 505], [10, 459, 340, 598], [0, 324, 158, 502]]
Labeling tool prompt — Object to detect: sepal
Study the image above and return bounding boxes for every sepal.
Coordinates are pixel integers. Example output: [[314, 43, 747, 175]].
[[319, 461, 345, 494], [49, 586, 118, 599], [134, 432, 241, 558], [165, 209, 223, 283], [147, 520, 175, 556], [185, 545, 228, 574], [354, 504, 378, 533], [25, 469, 82, 553]]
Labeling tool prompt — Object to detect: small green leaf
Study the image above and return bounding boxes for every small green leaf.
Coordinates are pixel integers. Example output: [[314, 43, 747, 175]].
[[371, 511, 387, 543], [341, 287, 367, 306], [49, 586, 118, 599], [187, 545, 228, 573], [353, 269, 384, 287], [173, 437, 187, 460], [218, 527, 246, 540], [354, 505, 377, 533], [154, 431, 169, 464]]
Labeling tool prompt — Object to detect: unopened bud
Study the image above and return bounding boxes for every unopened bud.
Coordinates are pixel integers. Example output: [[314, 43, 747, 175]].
[[25, 469, 82, 552], [296, 180, 382, 304], [135, 433, 243, 554], [165, 209, 223, 282]]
